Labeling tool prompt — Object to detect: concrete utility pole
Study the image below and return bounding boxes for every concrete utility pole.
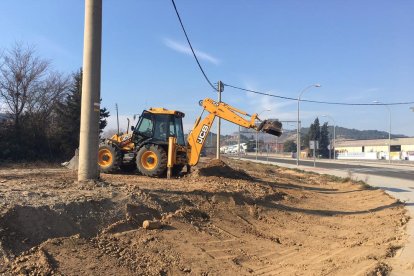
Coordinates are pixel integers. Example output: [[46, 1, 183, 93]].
[[78, 0, 102, 181], [216, 81, 224, 159]]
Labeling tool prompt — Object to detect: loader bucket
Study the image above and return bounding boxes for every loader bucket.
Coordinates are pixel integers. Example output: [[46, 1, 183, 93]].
[[258, 120, 283, 137]]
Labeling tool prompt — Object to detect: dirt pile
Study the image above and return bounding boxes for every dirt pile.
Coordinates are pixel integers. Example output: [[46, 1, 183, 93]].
[[0, 159, 410, 275], [191, 158, 252, 180], [0, 198, 164, 259]]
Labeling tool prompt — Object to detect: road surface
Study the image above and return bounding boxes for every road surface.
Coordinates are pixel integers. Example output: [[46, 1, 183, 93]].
[[242, 155, 414, 181]]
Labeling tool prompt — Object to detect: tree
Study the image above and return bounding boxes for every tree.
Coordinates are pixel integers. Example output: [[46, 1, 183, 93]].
[[56, 69, 110, 158], [100, 106, 110, 134], [284, 140, 297, 152], [307, 117, 321, 156], [319, 122, 330, 158], [22, 72, 70, 160], [26, 71, 70, 121], [308, 117, 320, 141], [0, 43, 49, 130], [0, 44, 71, 160], [55, 70, 83, 158]]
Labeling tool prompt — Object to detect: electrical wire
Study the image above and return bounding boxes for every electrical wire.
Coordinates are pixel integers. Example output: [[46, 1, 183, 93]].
[[170, 0, 218, 92], [170, 1, 413, 106], [224, 83, 414, 106]]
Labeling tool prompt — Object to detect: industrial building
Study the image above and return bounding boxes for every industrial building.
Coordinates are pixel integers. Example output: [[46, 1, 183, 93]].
[[335, 137, 414, 161]]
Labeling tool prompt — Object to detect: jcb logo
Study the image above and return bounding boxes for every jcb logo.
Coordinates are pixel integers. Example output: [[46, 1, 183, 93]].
[[196, 125, 209, 144]]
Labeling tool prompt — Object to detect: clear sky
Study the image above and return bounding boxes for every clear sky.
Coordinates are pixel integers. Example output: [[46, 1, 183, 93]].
[[1, 0, 413, 136]]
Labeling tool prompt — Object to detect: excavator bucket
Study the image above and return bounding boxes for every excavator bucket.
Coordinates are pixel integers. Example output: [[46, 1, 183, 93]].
[[258, 120, 283, 137]]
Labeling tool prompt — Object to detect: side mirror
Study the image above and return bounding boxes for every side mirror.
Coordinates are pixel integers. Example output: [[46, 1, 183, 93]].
[[131, 126, 135, 131]]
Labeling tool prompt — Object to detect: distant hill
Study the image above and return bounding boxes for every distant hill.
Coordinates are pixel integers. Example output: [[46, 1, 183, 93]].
[[280, 126, 408, 142], [326, 126, 407, 140]]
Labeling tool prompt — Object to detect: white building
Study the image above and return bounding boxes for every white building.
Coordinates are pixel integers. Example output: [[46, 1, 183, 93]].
[[335, 137, 414, 161]]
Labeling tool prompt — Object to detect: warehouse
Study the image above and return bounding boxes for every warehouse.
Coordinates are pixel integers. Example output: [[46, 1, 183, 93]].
[[335, 137, 414, 161]]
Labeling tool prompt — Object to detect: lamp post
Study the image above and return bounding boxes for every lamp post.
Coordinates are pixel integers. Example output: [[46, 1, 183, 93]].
[[256, 109, 270, 160], [322, 114, 336, 160], [373, 101, 391, 163], [297, 84, 321, 166]]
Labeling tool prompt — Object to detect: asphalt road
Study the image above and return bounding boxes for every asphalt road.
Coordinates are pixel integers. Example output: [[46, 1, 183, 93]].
[[242, 155, 414, 181]]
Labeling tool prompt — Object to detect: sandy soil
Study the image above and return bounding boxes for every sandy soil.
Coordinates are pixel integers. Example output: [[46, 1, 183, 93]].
[[0, 158, 409, 275]]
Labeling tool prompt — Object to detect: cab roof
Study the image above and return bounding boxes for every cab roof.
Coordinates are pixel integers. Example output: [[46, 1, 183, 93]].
[[147, 108, 185, 118]]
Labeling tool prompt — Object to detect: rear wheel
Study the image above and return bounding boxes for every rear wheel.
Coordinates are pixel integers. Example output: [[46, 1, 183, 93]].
[[98, 143, 122, 173], [136, 144, 167, 177]]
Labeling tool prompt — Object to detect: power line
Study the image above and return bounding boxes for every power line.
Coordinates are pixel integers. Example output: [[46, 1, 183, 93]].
[[224, 83, 414, 106], [170, 1, 413, 106], [224, 83, 297, 101], [170, 0, 218, 92]]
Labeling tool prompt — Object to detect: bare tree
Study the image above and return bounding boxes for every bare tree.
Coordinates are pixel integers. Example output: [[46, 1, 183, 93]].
[[0, 43, 49, 129], [26, 71, 70, 121]]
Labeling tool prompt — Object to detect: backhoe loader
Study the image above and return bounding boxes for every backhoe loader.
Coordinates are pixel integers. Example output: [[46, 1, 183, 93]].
[[97, 98, 282, 177]]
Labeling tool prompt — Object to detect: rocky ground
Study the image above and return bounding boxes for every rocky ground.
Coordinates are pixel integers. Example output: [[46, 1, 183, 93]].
[[0, 158, 409, 275]]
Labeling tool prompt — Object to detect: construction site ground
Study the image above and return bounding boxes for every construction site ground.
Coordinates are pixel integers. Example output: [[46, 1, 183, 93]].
[[0, 158, 410, 275]]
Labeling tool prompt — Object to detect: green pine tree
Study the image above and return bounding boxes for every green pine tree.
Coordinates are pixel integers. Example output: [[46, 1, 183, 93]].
[[307, 117, 321, 157], [56, 70, 82, 158], [56, 68, 109, 158], [319, 122, 330, 158], [99, 107, 110, 134]]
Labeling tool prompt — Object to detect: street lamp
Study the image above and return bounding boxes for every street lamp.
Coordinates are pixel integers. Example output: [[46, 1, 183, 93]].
[[322, 115, 336, 160], [373, 101, 391, 163], [257, 109, 270, 160], [297, 84, 321, 166]]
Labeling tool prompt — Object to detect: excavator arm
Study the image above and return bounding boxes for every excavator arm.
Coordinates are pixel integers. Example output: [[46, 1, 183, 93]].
[[187, 98, 282, 166]]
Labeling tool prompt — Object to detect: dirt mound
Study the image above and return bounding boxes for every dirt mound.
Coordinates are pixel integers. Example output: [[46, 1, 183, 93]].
[[0, 164, 409, 275], [192, 159, 252, 180], [172, 207, 210, 223], [0, 199, 161, 258]]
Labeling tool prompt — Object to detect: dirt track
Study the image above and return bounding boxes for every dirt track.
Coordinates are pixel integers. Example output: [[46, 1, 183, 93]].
[[0, 158, 409, 275]]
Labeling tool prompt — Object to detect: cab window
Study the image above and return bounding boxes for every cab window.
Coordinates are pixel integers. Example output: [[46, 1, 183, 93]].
[[153, 115, 170, 141], [174, 117, 185, 145], [136, 113, 153, 137]]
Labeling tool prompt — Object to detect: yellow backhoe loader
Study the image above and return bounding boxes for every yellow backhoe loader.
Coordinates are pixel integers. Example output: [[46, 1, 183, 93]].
[[97, 98, 282, 178]]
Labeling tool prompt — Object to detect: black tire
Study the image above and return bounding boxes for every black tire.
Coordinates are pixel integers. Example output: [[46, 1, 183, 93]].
[[98, 143, 122, 173], [136, 144, 167, 177]]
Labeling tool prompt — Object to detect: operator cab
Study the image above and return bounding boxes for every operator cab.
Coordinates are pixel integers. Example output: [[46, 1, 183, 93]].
[[132, 108, 186, 146]]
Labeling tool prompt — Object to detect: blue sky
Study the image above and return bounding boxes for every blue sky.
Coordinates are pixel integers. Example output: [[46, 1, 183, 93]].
[[1, 0, 413, 136]]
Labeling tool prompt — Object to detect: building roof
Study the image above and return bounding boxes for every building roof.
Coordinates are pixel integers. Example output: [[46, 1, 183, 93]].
[[336, 137, 414, 147]]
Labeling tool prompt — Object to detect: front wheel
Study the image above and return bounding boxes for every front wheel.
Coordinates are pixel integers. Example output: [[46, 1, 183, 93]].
[[136, 144, 167, 177], [98, 143, 122, 173]]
